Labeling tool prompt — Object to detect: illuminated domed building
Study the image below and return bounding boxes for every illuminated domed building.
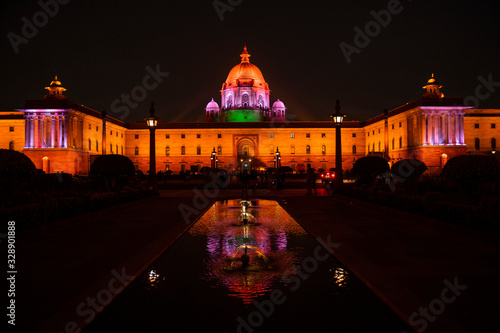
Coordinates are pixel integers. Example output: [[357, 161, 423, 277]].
[[0, 48, 498, 175], [206, 46, 286, 122]]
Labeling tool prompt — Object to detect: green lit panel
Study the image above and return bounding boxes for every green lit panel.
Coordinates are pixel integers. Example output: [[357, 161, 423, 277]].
[[224, 109, 263, 122]]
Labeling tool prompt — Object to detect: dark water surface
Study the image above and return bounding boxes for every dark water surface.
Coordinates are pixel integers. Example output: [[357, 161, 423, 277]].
[[83, 199, 412, 333]]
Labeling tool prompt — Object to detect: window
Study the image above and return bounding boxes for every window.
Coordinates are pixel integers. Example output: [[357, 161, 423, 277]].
[[181, 146, 185, 155], [399, 137, 402, 148], [88, 124, 91, 130], [9, 141, 14, 150], [474, 123, 479, 129], [121, 133, 123, 138], [89, 139, 91, 150], [110, 130, 112, 135], [399, 122, 402, 128], [373, 130, 375, 135], [110, 143, 113, 153], [270, 133, 274, 138], [135, 134, 139, 139], [218, 134, 222, 138], [322, 145, 326, 154], [368, 132, 370, 137], [291, 133, 295, 138], [492, 124, 496, 129], [197, 146, 201, 155], [306, 145, 311, 154], [378, 129, 380, 134], [135, 147, 139, 155], [9, 126, 14, 132], [475, 138, 480, 151], [96, 140, 99, 152], [166, 146, 170, 156], [116, 132, 118, 137], [290, 145, 295, 154], [181, 134, 185, 139], [121, 146, 123, 155], [96, 126, 99, 132], [352, 145, 357, 154], [352, 133, 356, 138], [492, 138, 497, 150], [197, 134, 201, 139], [306, 133, 310, 138], [321, 133, 326, 138], [218, 145, 222, 155], [373, 143, 375, 151], [166, 134, 170, 139], [378, 141, 381, 151], [392, 124, 394, 130], [392, 138, 395, 150], [116, 144, 118, 154]]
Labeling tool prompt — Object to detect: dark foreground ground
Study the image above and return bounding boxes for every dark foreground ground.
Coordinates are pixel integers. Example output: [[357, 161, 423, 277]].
[[9, 187, 500, 333]]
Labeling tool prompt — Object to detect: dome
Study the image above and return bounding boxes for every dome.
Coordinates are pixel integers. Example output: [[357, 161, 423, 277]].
[[224, 46, 268, 89], [425, 73, 441, 87], [206, 98, 219, 110], [49, 75, 63, 87], [272, 99, 285, 109]]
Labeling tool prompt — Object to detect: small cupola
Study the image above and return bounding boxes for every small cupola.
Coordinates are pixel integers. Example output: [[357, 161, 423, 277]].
[[45, 76, 67, 100]]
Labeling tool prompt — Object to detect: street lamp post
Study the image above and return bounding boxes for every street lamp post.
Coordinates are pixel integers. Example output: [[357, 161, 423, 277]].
[[330, 100, 345, 187], [145, 102, 158, 192], [275, 147, 281, 168], [211, 147, 217, 169]]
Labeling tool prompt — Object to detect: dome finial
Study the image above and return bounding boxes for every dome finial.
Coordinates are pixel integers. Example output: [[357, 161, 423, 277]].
[[240, 45, 250, 63]]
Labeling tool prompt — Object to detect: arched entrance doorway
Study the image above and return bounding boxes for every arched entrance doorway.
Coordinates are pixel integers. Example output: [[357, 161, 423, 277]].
[[236, 138, 256, 171]]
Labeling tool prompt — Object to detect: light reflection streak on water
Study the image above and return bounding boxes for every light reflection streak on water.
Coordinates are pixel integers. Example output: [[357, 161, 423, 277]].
[[188, 199, 307, 305]]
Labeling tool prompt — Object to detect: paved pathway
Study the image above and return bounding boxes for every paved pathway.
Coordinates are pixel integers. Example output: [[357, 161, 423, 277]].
[[14, 188, 500, 332]]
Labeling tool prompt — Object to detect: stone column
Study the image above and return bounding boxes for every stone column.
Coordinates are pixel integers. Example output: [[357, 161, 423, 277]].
[[447, 113, 452, 145], [434, 113, 439, 145], [24, 117, 30, 148], [51, 115, 56, 148], [459, 113, 465, 144], [423, 113, 428, 145]]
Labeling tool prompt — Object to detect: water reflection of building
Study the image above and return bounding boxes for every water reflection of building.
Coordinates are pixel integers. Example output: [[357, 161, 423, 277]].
[[1, 48, 498, 175], [189, 200, 305, 305]]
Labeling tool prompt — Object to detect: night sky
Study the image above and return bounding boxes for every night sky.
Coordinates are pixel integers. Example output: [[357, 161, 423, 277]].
[[1, 0, 499, 123]]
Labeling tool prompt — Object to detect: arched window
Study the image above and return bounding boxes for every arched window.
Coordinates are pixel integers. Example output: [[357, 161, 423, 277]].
[[242, 145, 249, 156], [352, 145, 357, 154], [121, 146, 123, 155], [242, 94, 249, 106], [96, 140, 99, 152], [378, 141, 381, 151], [290, 145, 295, 154], [475, 138, 480, 151], [218, 145, 222, 155], [116, 145, 118, 154], [88, 139, 91, 151], [134, 147, 139, 155], [399, 137, 402, 149], [166, 146, 170, 156], [181, 146, 186, 155], [322, 145, 326, 154], [110, 143, 113, 153], [306, 145, 311, 154], [392, 138, 395, 150], [492, 138, 497, 150], [9, 141, 14, 150], [197, 146, 201, 155], [372, 143, 375, 152]]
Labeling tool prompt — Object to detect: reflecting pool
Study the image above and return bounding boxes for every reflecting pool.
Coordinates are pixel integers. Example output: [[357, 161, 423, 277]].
[[83, 199, 411, 332]]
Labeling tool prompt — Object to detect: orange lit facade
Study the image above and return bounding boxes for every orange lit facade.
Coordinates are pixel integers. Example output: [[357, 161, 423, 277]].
[[1, 49, 499, 175]]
